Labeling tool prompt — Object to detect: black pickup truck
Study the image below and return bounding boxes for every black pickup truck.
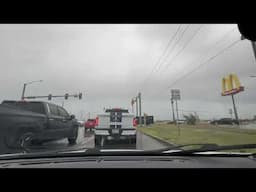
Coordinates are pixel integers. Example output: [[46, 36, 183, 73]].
[[0, 100, 79, 154]]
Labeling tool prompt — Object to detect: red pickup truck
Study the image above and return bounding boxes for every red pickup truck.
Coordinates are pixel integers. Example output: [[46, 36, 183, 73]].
[[84, 119, 97, 131]]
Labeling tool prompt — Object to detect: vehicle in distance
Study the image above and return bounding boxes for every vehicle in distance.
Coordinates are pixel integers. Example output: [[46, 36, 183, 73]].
[[84, 119, 96, 131], [94, 108, 137, 147], [77, 120, 85, 127], [210, 118, 239, 125], [0, 100, 79, 153]]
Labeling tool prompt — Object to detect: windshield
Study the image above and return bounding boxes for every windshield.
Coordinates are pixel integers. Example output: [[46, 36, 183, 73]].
[[1, 24, 256, 158]]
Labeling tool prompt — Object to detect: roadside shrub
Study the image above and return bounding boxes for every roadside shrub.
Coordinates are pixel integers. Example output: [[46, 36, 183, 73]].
[[183, 114, 197, 125]]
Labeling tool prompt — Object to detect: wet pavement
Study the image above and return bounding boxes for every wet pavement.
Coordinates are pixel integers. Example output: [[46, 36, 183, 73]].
[[25, 126, 169, 153]]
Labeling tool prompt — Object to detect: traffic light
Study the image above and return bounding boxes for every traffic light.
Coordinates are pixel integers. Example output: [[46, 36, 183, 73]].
[[65, 93, 69, 100], [48, 94, 52, 100], [79, 93, 82, 99]]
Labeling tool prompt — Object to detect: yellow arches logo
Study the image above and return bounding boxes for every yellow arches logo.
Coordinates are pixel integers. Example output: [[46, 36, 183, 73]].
[[222, 74, 244, 96]]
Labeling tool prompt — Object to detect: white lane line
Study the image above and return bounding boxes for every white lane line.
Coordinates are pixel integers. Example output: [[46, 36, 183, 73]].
[[84, 135, 94, 143], [77, 134, 94, 147]]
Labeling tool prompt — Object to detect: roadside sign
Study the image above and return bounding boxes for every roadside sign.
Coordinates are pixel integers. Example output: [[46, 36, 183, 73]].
[[171, 89, 181, 100]]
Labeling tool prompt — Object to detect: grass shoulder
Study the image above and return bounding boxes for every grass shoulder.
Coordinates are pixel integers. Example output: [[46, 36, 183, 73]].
[[138, 123, 256, 153]]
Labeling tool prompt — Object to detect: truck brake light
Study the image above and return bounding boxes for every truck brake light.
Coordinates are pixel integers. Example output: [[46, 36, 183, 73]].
[[133, 118, 137, 127], [95, 117, 99, 126]]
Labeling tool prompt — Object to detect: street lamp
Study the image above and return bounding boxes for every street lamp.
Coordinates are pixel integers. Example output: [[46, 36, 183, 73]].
[[21, 80, 43, 100]]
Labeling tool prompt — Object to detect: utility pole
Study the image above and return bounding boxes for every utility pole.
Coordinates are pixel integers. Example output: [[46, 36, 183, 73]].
[[136, 96, 138, 117], [144, 113, 147, 126], [138, 92, 142, 127]]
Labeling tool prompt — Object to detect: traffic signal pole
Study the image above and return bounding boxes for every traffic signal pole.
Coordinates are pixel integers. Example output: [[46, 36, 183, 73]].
[[24, 93, 83, 100]]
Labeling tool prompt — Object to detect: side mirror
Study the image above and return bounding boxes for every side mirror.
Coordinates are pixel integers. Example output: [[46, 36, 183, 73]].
[[238, 23, 256, 41], [67, 114, 75, 120]]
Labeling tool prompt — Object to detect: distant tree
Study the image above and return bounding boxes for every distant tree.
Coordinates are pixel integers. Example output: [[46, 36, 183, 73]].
[[183, 113, 197, 125]]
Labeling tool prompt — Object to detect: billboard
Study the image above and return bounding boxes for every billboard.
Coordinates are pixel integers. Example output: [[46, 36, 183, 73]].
[[221, 74, 244, 96]]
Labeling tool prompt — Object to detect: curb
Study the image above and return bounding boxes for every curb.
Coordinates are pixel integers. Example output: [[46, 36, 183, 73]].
[[139, 131, 174, 146]]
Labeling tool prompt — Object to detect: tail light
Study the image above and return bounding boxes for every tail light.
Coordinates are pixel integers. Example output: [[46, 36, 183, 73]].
[[95, 117, 99, 126], [133, 118, 138, 127]]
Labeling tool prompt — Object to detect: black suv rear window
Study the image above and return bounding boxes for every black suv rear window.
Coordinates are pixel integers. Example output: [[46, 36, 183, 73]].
[[2, 101, 45, 114]]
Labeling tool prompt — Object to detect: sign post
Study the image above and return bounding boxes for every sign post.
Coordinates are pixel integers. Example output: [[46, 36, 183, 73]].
[[171, 89, 181, 136], [171, 98, 175, 123], [231, 94, 239, 123], [171, 89, 181, 123], [222, 74, 244, 126]]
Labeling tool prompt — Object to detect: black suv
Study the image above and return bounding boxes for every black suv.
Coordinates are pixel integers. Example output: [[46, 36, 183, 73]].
[[0, 100, 79, 152], [210, 118, 239, 125]]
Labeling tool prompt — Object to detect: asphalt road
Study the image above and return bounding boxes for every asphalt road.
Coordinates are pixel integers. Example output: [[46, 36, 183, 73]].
[[26, 126, 169, 153]]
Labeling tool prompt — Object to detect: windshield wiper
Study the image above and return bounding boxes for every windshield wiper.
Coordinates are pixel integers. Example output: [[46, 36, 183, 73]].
[[157, 143, 256, 156], [1, 143, 256, 161]]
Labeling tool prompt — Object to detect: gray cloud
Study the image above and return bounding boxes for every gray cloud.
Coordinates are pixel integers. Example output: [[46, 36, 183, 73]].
[[0, 24, 254, 120]]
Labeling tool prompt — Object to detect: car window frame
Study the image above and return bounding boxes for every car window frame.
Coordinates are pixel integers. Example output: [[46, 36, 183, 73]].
[[48, 103, 59, 117], [57, 106, 69, 118]]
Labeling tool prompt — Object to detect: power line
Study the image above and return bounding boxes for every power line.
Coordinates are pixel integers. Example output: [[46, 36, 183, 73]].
[[138, 24, 182, 90], [151, 24, 182, 74], [160, 24, 204, 73], [167, 38, 241, 89], [153, 27, 237, 95], [155, 24, 191, 73]]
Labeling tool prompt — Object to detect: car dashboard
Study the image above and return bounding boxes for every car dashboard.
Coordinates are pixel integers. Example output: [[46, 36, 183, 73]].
[[1, 155, 256, 168]]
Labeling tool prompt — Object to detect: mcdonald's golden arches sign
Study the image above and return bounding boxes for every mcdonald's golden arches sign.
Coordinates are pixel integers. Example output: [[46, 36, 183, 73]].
[[222, 73, 244, 96]]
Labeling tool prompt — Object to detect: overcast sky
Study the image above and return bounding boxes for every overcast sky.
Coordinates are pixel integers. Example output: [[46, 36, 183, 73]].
[[0, 24, 255, 120]]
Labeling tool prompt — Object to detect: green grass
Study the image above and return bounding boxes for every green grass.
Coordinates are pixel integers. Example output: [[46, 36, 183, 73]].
[[138, 123, 256, 153]]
